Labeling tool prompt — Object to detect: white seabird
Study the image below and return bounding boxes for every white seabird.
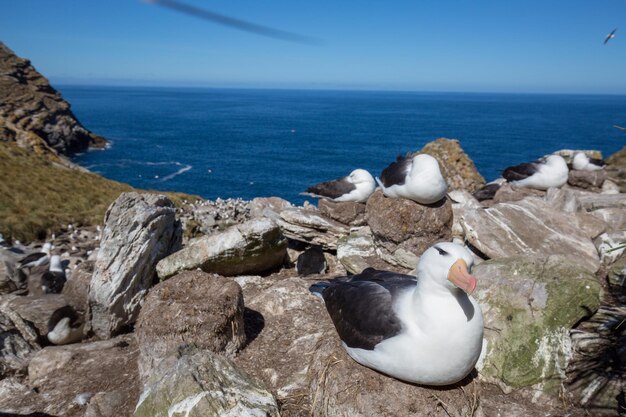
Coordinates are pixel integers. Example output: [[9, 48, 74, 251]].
[[47, 306, 84, 345], [305, 169, 376, 203], [376, 153, 448, 204], [41, 255, 66, 294], [572, 152, 606, 171], [17, 242, 52, 269], [604, 28, 617, 45], [502, 154, 569, 190], [310, 242, 483, 385]]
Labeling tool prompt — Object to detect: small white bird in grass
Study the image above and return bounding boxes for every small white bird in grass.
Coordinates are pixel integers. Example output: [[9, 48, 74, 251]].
[[305, 169, 376, 203], [604, 28, 617, 44], [310, 242, 483, 385], [502, 154, 569, 190], [376, 153, 448, 205]]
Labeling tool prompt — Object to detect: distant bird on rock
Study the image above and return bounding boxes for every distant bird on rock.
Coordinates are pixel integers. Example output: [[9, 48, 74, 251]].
[[572, 152, 606, 171], [47, 306, 84, 345], [305, 169, 376, 203], [376, 153, 448, 204], [502, 154, 569, 190], [41, 255, 66, 294], [17, 242, 52, 269], [310, 242, 483, 385], [604, 28, 617, 44]]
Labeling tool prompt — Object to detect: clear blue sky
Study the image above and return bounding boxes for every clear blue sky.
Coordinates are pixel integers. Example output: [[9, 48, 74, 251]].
[[1, 0, 625, 93]]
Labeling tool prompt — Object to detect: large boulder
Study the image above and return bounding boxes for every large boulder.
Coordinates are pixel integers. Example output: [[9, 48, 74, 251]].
[[420, 138, 486, 193], [458, 197, 602, 273], [365, 190, 452, 268], [135, 270, 246, 381], [89, 192, 182, 339], [0, 334, 139, 416], [156, 217, 287, 279], [276, 208, 349, 250], [473, 256, 601, 393], [568, 170, 606, 190], [134, 347, 280, 417]]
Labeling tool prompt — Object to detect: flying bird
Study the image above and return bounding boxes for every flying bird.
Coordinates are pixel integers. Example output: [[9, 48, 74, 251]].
[[310, 242, 483, 385], [604, 28, 617, 44], [376, 153, 448, 204]]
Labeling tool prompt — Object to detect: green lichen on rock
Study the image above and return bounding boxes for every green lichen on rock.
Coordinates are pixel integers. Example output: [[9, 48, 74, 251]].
[[474, 256, 602, 392], [134, 348, 279, 417]]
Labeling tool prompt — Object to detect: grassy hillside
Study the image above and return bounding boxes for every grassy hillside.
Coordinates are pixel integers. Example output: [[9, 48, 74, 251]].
[[0, 141, 196, 242]]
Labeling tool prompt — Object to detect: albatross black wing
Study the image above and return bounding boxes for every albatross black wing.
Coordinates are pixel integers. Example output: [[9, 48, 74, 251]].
[[589, 157, 606, 168], [310, 268, 416, 350], [502, 161, 539, 182], [379, 153, 414, 187], [473, 183, 501, 201], [306, 176, 355, 199]]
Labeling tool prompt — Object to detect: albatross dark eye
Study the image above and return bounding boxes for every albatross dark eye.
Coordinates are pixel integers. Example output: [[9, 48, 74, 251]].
[[434, 247, 448, 256]]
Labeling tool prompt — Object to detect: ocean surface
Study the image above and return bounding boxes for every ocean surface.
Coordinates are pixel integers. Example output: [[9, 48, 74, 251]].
[[60, 86, 626, 204]]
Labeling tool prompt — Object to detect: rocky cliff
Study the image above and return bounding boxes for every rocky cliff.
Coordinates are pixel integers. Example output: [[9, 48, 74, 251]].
[[0, 42, 106, 156]]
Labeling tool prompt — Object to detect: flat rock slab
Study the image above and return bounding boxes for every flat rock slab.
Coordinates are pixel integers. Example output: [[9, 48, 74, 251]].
[[473, 256, 601, 391], [135, 270, 246, 381], [459, 197, 601, 273], [157, 217, 287, 279], [135, 347, 279, 417], [276, 208, 349, 250]]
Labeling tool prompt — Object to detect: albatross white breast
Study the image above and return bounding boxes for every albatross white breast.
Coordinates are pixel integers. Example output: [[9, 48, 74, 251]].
[[310, 242, 483, 385], [305, 168, 376, 203], [502, 154, 569, 190], [376, 153, 447, 204]]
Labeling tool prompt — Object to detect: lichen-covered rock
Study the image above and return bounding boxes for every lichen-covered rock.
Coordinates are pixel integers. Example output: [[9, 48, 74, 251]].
[[594, 231, 626, 266], [276, 208, 349, 250], [473, 256, 601, 392], [249, 196, 293, 220], [365, 190, 452, 268], [135, 270, 246, 381], [420, 138, 486, 192], [134, 347, 279, 417], [318, 199, 367, 226], [89, 192, 182, 339], [607, 252, 626, 287], [156, 217, 287, 279], [459, 197, 601, 273], [0, 42, 106, 155]]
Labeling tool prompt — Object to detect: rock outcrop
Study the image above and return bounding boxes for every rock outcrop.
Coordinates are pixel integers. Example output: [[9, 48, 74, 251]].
[[421, 138, 486, 193], [473, 256, 601, 392], [135, 347, 280, 417], [606, 145, 626, 192], [366, 190, 453, 268], [89, 193, 182, 339], [318, 199, 367, 226], [0, 42, 106, 155], [458, 196, 602, 273], [156, 217, 287, 279], [0, 303, 40, 378], [135, 270, 246, 381]]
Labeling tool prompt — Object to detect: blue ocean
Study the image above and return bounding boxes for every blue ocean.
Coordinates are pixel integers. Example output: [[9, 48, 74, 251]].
[[61, 86, 626, 204]]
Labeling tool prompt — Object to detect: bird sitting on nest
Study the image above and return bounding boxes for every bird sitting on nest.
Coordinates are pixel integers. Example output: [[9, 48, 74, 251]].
[[376, 153, 448, 205], [571, 152, 606, 171], [305, 169, 376, 203], [502, 154, 569, 190], [310, 242, 483, 385]]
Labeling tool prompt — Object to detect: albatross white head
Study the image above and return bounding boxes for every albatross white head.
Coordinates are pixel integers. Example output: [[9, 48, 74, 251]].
[[416, 242, 477, 295], [341, 169, 376, 202]]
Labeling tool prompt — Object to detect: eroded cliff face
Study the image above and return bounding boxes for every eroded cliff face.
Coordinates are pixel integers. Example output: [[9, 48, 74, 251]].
[[0, 42, 106, 156]]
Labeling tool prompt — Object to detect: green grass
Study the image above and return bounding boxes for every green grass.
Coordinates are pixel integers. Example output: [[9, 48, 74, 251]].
[[0, 141, 197, 242]]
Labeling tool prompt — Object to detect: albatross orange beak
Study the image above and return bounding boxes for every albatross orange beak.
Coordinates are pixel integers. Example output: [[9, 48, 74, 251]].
[[447, 259, 477, 295]]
